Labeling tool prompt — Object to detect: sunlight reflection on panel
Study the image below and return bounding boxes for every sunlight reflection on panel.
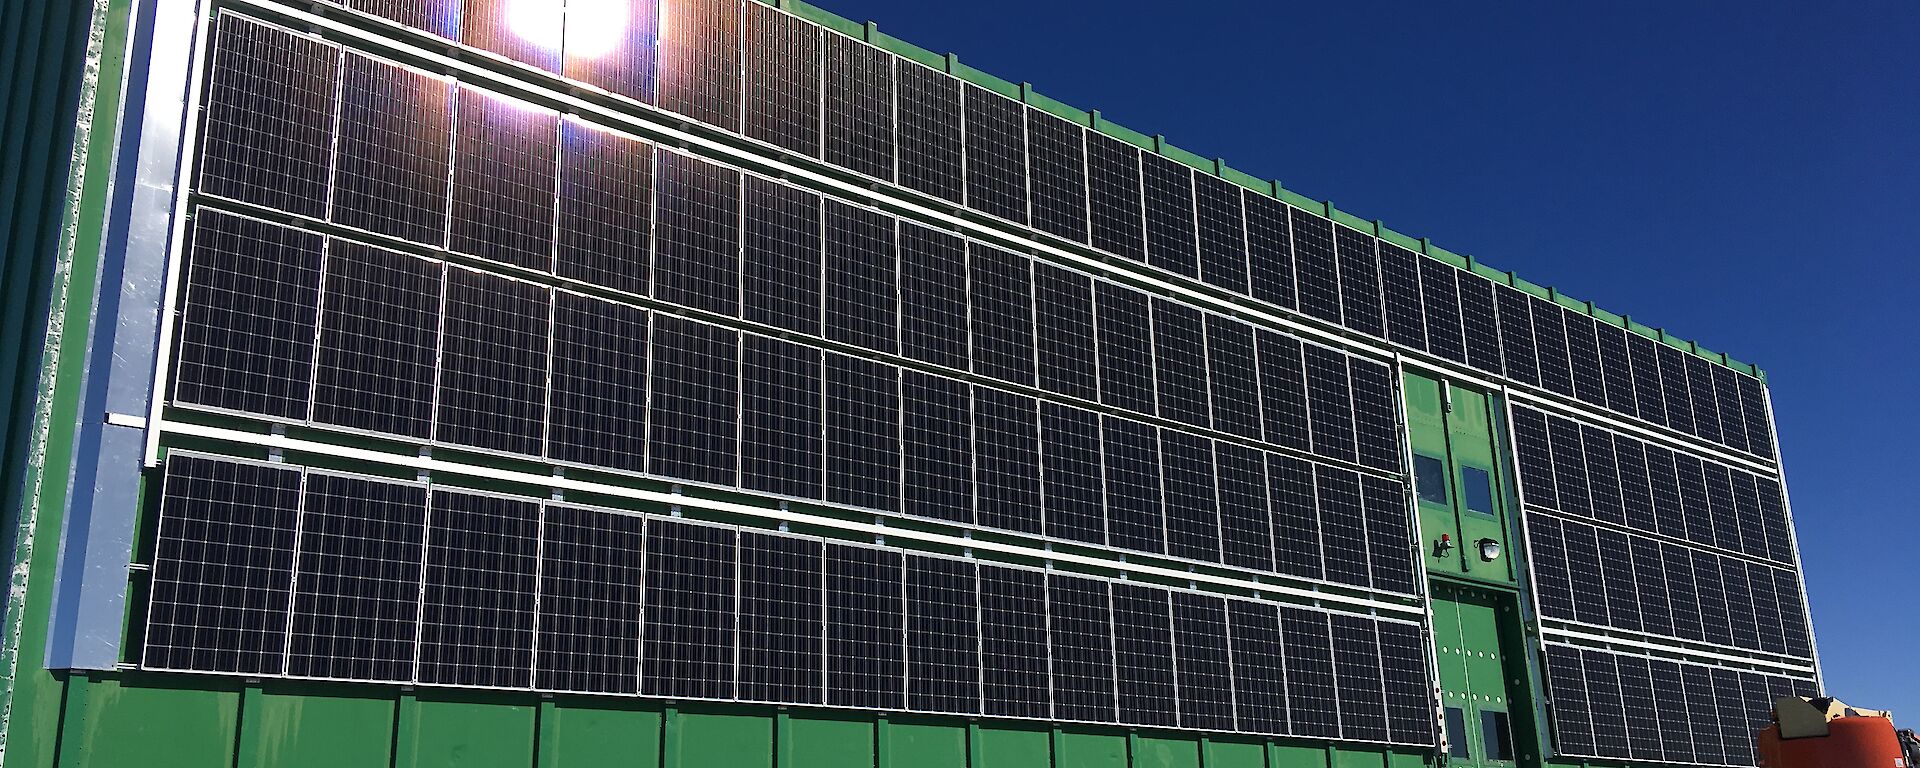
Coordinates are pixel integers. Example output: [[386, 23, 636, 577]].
[[463, 0, 562, 71], [566, 0, 658, 102], [352, 0, 462, 40]]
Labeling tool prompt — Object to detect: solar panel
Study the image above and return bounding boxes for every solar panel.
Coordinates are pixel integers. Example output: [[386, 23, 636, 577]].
[[1510, 407, 1558, 509], [535, 505, 644, 694], [547, 293, 648, 472], [1615, 654, 1663, 761], [1593, 323, 1638, 417], [1255, 330, 1311, 452], [1111, 583, 1178, 727], [1613, 438, 1658, 532], [1543, 644, 1595, 755], [1624, 334, 1668, 427], [1736, 374, 1775, 458], [1655, 344, 1697, 435], [1711, 667, 1754, 764], [895, 61, 964, 204], [824, 200, 898, 353], [1330, 613, 1389, 742], [1046, 573, 1116, 723], [897, 223, 969, 370], [1710, 365, 1752, 454], [145, 455, 301, 675], [969, 243, 1037, 384], [1673, 453, 1717, 548], [1563, 309, 1608, 408], [740, 335, 824, 499], [655, 0, 740, 129], [418, 490, 538, 688], [1315, 465, 1369, 589], [826, 543, 905, 709], [1161, 431, 1221, 563], [198, 16, 337, 218], [461, 0, 560, 69], [1151, 298, 1212, 428], [1094, 282, 1157, 414], [1172, 591, 1236, 731], [1744, 565, 1785, 655], [902, 371, 974, 524], [1685, 354, 1725, 445], [647, 315, 738, 486], [1040, 403, 1106, 545], [331, 52, 452, 246], [1360, 475, 1416, 595], [1289, 209, 1342, 326], [287, 472, 428, 682], [1546, 415, 1592, 518], [1680, 664, 1727, 765], [172, 211, 322, 420], [1033, 263, 1099, 402], [643, 518, 737, 699], [311, 241, 441, 438], [1456, 274, 1504, 376], [1204, 315, 1262, 441], [1215, 443, 1274, 572], [1303, 344, 1357, 464], [1775, 571, 1812, 657], [1376, 243, 1426, 351], [1729, 471, 1770, 559], [1594, 528, 1641, 632], [978, 565, 1050, 718], [1086, 133, 1146, 262], [962, 85, 1030, 223], [557, 119, 652, 296], [1579, 425, 1625, 526], [1102, 416, 1165, 555], [1193, 174, 1249, 292], [560, 0, 657, 102], [826, 354, 900, 512], [448, 88, 558, 271], [1755, 479, 1796, 563], [1268, 454, 1324, 582], [1629, 536, 1673, 638], [906, 555, 981, 714], [738, 531, 824, 704], [1645, 445, 1692, 541], [1416, 258, 1468, 365], [1243, 191, 1298, 310], [1349, 358, 1402, 473], [1141, 154, 1199, 278], [1702, 463, 1744, 553], [1026, 109, 1090, 243], [1332, 228, 1385, 339], [742, 3, 820, 155], [822, 34, 894, 179], [1526, 515, 1575, 620], [1225, 599, 1288, 734], [1279, 606, 1339, 738], [1560, 520, 1609, 626], [973, 389, 1042, 535], [1531, 297, 1575, 396], [1661, 542, 1704, 642], [742, 176, 822, 334], [350, 0, 458, 39], [1580, 649, 1629, 756], [1691, 550, 1734, 648], [1493, 286, 1540, 387], [653, 150, 741, 316], [435, 268, 549, 456]]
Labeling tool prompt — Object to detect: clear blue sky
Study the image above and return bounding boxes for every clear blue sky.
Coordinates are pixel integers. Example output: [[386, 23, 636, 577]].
[[822, 0, 1920, 719]]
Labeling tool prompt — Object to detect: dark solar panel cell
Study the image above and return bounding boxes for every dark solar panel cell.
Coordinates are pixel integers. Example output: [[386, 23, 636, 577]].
[[1692, 551, 1733, 647], [1033, 263, 1099, 401], [1615, 655, 1663, 761], [906, 556, 980, 714], [1755, 479, 1796, 564], [647, 316, 738, 486], [1417, 259, 1467, 365], [1655, 344, 1696, 435], [1226, 600, 1287, 734], [1775, 570, 1813, 657], [1041, 404, 1106, 545], [897, 223, 970, 370], [963, 85, 1030, 223], [743, 3, 820, 155], [1378, 620, 1434, 746], [1561, 521, 1609, 626], [1280, 607, 1339, 738], [449, 88, 558, 271], [1333, 228, 1385, 339], [288, 473, 428, 681], [642, 519, 737, 699], [1047, 574, 1116, 722], [198, 16, 337, 218], [826, 544, 905, 710], [1624, 334, 1668, 427], [1027, 109, 1090, 242], [1745, 565, 1787, 655], [1702, 463, 1745, 554], [1377, 243, 1427, 351], [172, 212, 322, 420], [331, 53, 453, 245], [737, 531, 824, 704], [1711, 365, 1752, 454], [1268, 454, 1323, 581], [351, 0, 459, 38], [1648, 660, 1693, 763], [970, 243, 1037, 384], [1581, 650, 1630, 756], [418, 491, 538, 689], [561, 0, 657, 103], [1215, 444, 1274, 572], [742, 176, 822, 334], [653, 151, 741, 316], [1243, 192, 1297, 310], [1086, 133, 1146, 262], [1303, 344, 1357, 464], [978, 565, 1050, 718], [1679, 665, 1727, 765], [1160, 431, 1220, 563], [435, 268, 550, 456], [549, 293, 648, 473], [311, 241, 440, 438], [1204, 315, 1263, 440], [1493, 286, 1540, 387], [1564, 310, 1608, 408], [902, 372, 974, 524], [826, 355, 900, 512], [1141, 154, 1198, 278], [1674, 453, 1717, 548], [1315, 466, 1370, 589], [1614, 438, 1658, 533], [823, 34, 894, 179], [974, 389, 1042, 535], [1361, 475, 1417, 595], [1712, 667, 1755, 765], [1593, 323, 1637, 417], [1544, 645, 1596, 756], [1532, 297, 1575, 396], [557, 120, 652, 296], [1737, 374, 1775, 458], [1094, 282, 1157, 414], [536, 506, 644, 694], [1630, 536, 1673, 638], [1595, 528, 1641, 632], [1526, 514, 1576, 619], [656, 0, 740, 128], [1685, 354, 1725, 445], [741, 335, 824, 500], [1546, 416, 1592, 517], [1661, 542, 1704, 642], [1256, 330, 1311, 452], [824, 201, 898, 353], [1102, 417, 1165, 555], [1730, 471, 1770, 560], [1111, 583, 1177, 727], [145, 455, 301, 676], [1350, 358, 1402, 473], [1645, 444, 1692, 541], [1510, 407, 1558, 510], [1290, 209, 1342, 325], [1194, 174, 1249, 292], [1330, 614, 1389, 742], [1171, 592, 1235, 732], [1580, 426, 1625, 526], [895, 62, 964, 204], [1151, 299, 1212, 428], [1456, 274, 1504, 376]]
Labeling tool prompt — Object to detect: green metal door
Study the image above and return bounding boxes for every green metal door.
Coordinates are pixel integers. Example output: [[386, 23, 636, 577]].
[[1403, 373, 1518, 586], [1430, 584, 1524, 768]]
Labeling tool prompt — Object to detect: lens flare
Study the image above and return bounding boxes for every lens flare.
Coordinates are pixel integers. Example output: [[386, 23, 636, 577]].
[[504, 0, 564, 53], [563, 0, 633, 60]]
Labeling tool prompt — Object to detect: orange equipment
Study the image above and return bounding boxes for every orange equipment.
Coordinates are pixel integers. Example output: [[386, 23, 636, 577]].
[[1757, 697, 1906, 768]]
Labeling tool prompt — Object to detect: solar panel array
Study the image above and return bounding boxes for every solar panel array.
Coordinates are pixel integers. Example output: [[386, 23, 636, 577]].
[[146, 452, 1433, 744], [1511, 407, 1812, 659], [1541, 644, 1813, 767]]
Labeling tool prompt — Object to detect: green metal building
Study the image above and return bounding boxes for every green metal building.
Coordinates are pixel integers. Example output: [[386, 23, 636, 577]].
[[0, 0, 1817, 766]]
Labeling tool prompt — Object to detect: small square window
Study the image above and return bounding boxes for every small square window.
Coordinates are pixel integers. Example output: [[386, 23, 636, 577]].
[[1461, 465, 1496, 516], [1481, 709, 1514, 761], [1415, 454, 1448, 505]]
